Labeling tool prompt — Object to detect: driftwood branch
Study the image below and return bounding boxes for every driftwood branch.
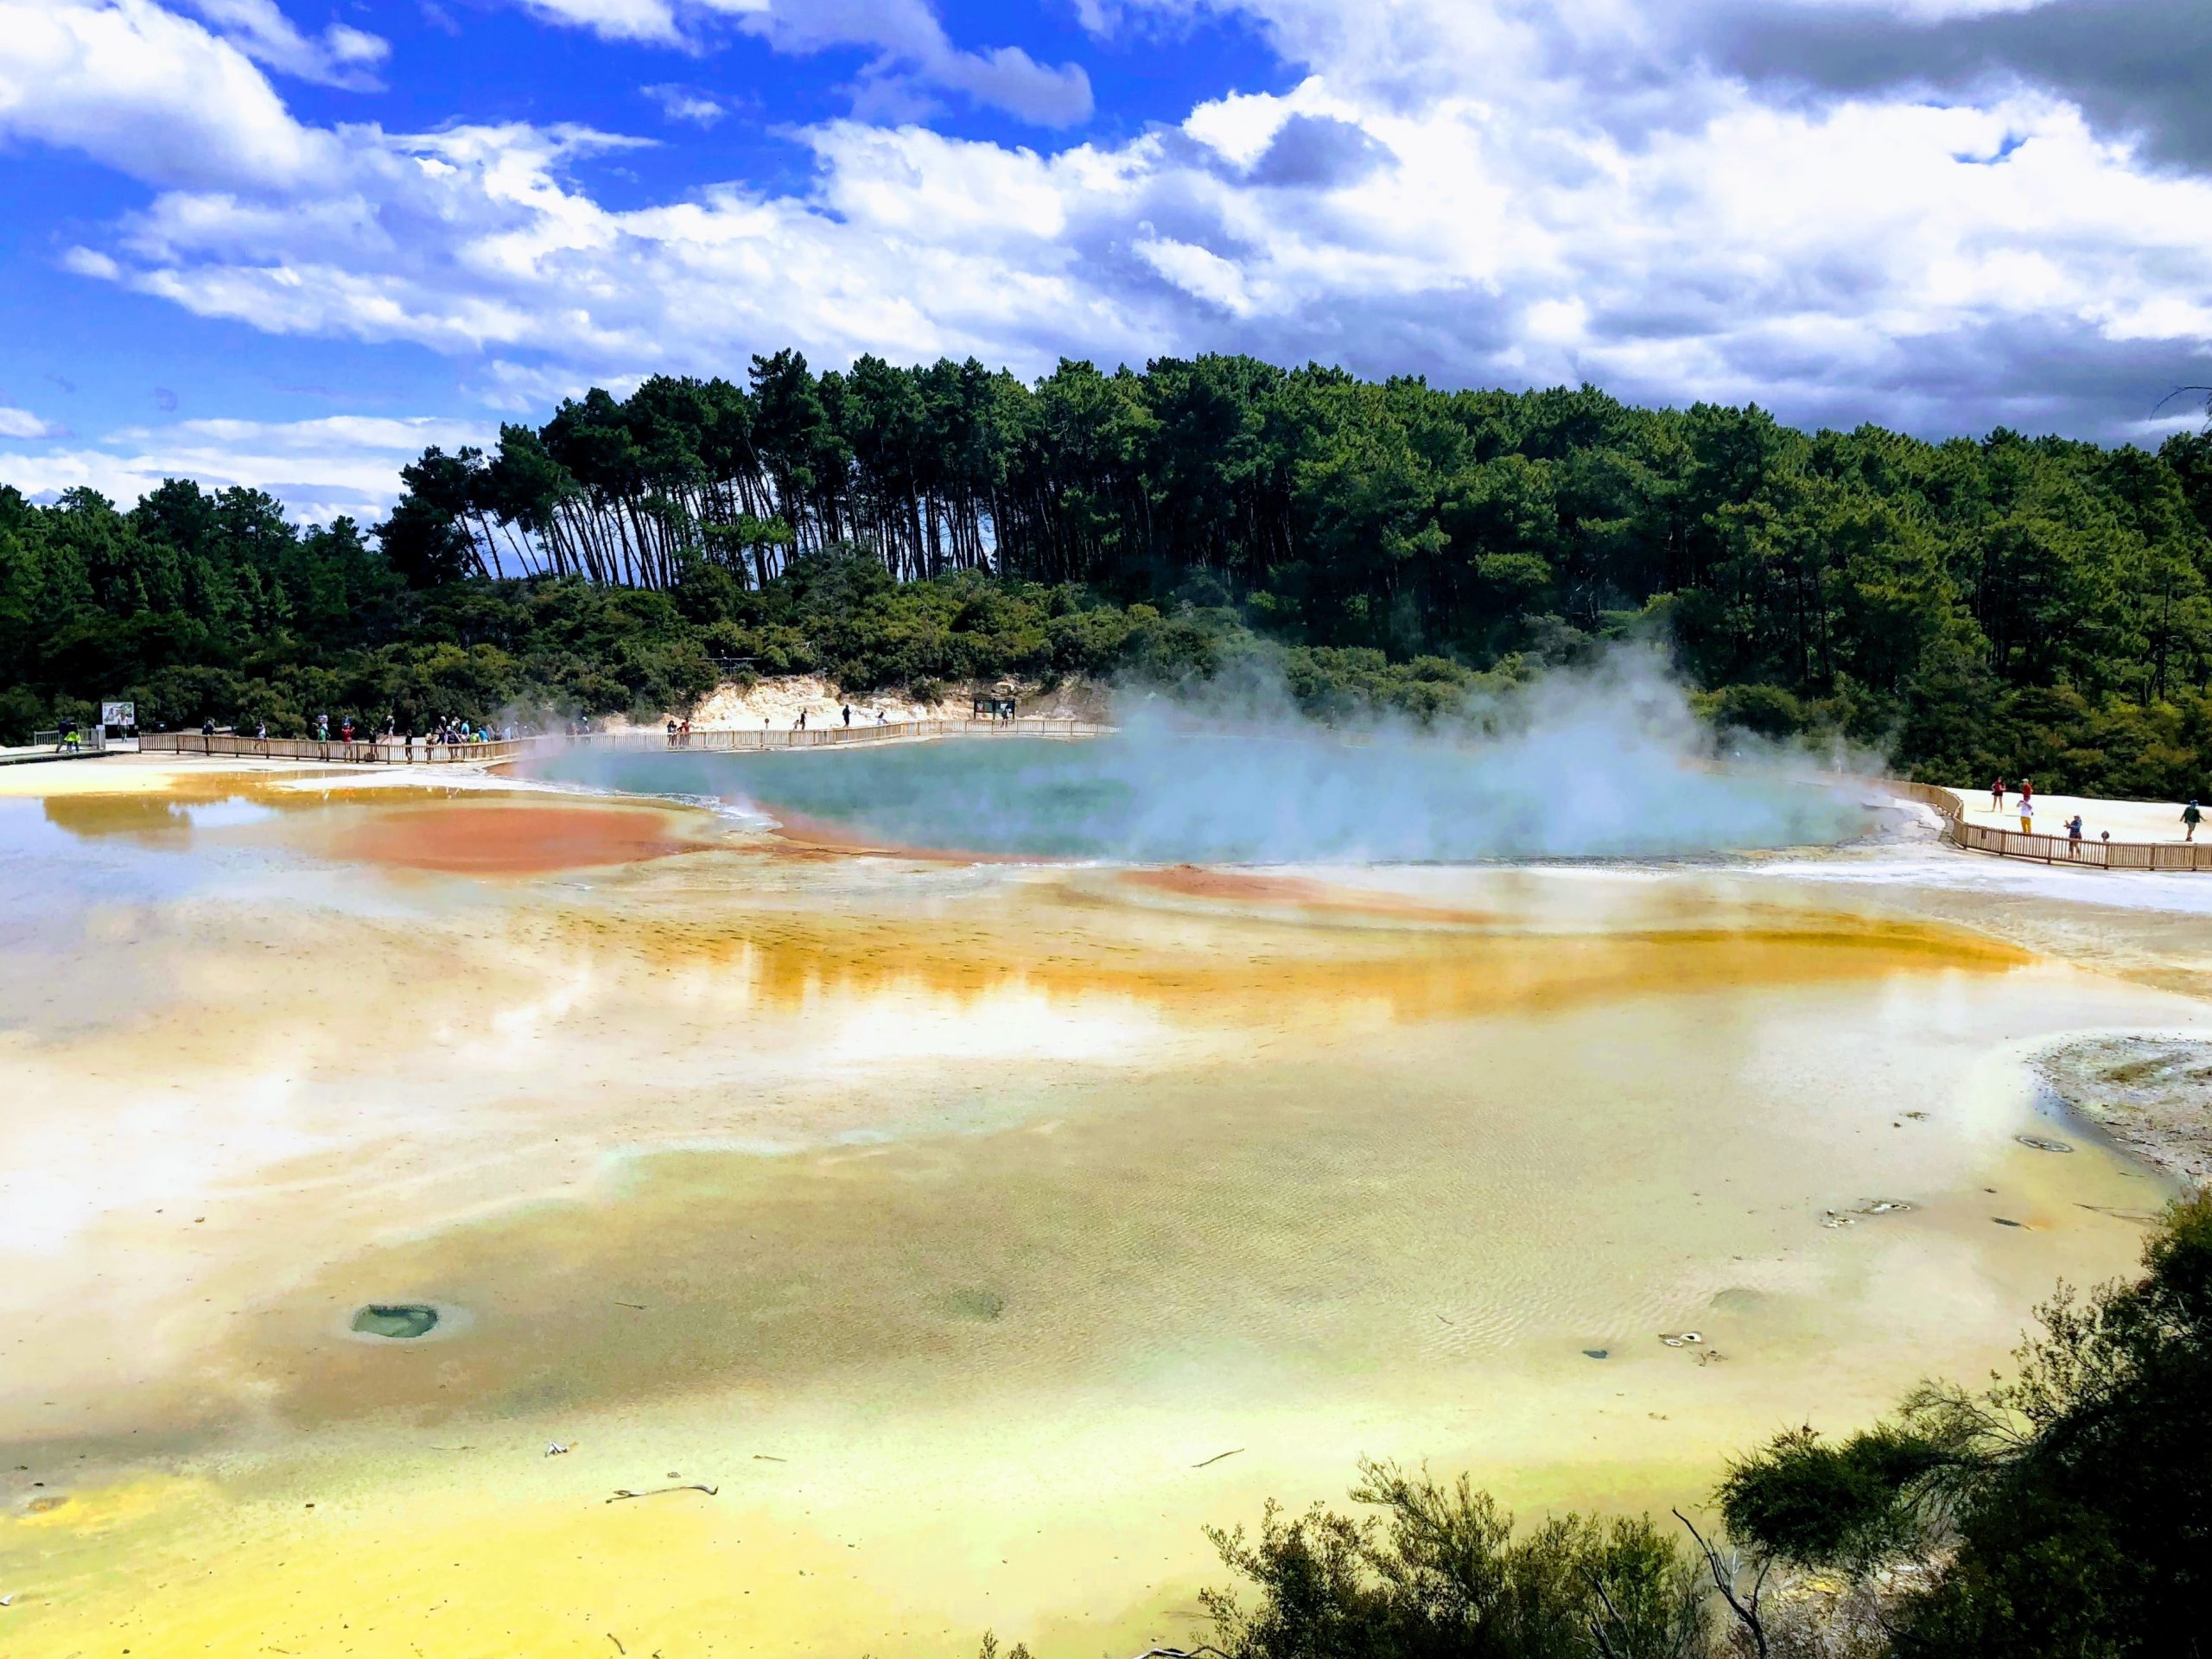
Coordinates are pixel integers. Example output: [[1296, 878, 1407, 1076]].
[[1582, 1565, 1629, 1659], [1674, 1508, 1769, 1659], [607, 1484, 719, 1503]]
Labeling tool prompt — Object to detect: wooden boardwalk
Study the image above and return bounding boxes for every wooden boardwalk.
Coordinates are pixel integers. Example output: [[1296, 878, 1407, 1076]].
[[0, 728, 111, 766], [1894, 780, 2212, 872], [138, 717, 1108, 768]]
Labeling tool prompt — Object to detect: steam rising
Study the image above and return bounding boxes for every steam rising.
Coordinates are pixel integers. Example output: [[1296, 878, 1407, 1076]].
[[533, 653, 1883, 863]]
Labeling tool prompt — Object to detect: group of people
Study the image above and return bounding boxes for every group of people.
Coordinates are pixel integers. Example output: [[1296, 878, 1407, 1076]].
[[423, 718, 506, 747], [1990, 777, 2204, 848], [1989, 777, 2058, 835], [183, 712, 532, 750], [670, 704, 894, 744]]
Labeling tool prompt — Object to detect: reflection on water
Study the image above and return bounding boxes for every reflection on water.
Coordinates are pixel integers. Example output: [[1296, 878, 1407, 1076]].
[[1, 771, 2204, 1659]]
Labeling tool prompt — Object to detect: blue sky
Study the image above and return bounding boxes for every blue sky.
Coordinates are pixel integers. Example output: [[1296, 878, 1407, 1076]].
[[2, 0, 2209, 524]]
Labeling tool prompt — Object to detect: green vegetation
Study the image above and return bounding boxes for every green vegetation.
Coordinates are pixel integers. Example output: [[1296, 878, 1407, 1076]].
[[983, 1193, 2209, 1659], [6, 353, 2212, 796], [1196, 1463, 1715, 1659], [1719, 1189, 2211, 1656]]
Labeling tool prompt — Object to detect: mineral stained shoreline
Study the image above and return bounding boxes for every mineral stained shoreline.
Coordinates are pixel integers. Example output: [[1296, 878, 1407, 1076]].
[[2032, 1035, 2212, 1191]]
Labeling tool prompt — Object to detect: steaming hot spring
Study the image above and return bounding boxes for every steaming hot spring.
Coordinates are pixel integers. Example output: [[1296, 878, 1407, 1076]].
[[3, 701, 2205, 1659]]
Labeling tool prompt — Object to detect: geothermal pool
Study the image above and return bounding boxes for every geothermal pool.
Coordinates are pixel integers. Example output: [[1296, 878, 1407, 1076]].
[[524, 724, 1882, 861], [1, 745, 2205, 1659]]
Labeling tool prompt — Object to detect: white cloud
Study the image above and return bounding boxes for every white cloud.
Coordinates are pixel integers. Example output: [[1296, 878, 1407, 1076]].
[[0, 0, 343, 188], [1136, 235, 1256, 315], [181, 0, 389, 88], [1, 414, 486, 523], [517, 0, 1093, 127], [519, 0, 681, 44], [7, 0, 2212, 490], [642, 83, 726, 125], [0, 405, 62, 440]]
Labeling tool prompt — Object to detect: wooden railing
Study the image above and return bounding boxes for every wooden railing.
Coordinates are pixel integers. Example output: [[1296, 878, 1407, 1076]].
[[563, 717, 1107, 753], [33, 726, 106, 754], [1891, 779, 2212, 872], [141, 732, 533, 766], [139, 718, 1108, 767]]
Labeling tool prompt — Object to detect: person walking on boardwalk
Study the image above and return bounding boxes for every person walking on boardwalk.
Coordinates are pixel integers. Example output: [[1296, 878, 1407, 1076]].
[[842, 704, 851, 728], [2018, 793, 2035, 836], [2187, 801, 2203, 842], [2067, 814, 2084, 856], [1991, 776, 2006, 810]]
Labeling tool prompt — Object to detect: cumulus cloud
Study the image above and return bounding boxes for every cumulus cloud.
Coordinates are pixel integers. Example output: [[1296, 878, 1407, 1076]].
[[1245, 113, 1394, 187], [0, 414, 486, 522], [1709, 0, 2212, 168], [0, 0, 343, 188], [642, 83, 726, 125], [181, 0, 390, 89], [7, 0, 2212, 488], [0, 405, 63, 440], [516, 0, 1093, 126]]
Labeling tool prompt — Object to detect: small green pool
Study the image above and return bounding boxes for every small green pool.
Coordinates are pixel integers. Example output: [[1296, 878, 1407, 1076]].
[[351, 1303, 440, 1339]]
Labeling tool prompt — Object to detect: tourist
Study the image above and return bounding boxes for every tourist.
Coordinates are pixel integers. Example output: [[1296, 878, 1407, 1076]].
[[255, 720, 267, 741], [797, 709, 807, 730], [2186, 801, 2202, 842], [316, 712, 330, 741], [1991, 776, 2006, 810], [2018, 794, 2035, 836], [340, 716, 355, 744], [842, 704, 851, 728], [665, 717, 678, 748], [2067, 814, 2084, 855]]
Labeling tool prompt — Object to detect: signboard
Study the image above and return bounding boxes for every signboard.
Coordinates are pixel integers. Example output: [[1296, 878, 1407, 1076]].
[[101, 701, 136, 728]]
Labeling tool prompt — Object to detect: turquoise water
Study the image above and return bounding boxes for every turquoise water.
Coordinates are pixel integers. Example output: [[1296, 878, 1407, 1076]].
[[522, 731, 1878, 863]]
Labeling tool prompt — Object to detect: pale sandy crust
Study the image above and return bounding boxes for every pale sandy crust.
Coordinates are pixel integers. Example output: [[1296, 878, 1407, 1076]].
[[2032, 1034, 2212, 1192], [607, 672, 1112, 733]]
